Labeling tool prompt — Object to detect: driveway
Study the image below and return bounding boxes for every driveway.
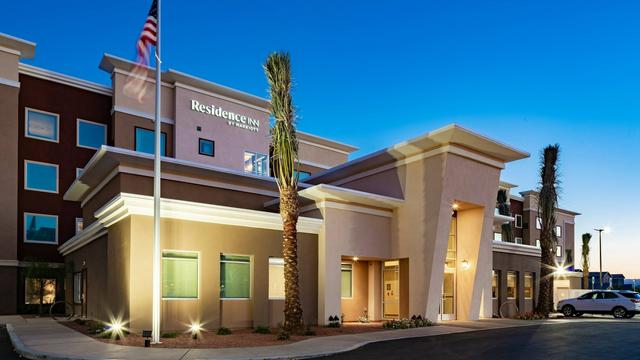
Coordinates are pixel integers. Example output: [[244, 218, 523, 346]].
[[325, 320, 640, 359]]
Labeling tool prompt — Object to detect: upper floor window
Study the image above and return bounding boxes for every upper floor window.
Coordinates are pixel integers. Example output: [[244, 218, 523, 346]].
[[556, 245, 563, 257], [555, 225, 563, 237], [75, 218, 84, 234], [24, 212, 58, 244], [198, 138, 215, 157], [535, 216, 542, 230], [244, 151, 268, 176], [514, 214, 523, 228], [294, 170, 311, 181], [515, 237, 523, 244], [493, 232, 502, 242], [535, 239, 541, 248], [135, 127, 166, 156], [25, 108, 59, 142], [24, 160, 58, 193], [76, 168, 84, 179], [77, 119, 106, 150]]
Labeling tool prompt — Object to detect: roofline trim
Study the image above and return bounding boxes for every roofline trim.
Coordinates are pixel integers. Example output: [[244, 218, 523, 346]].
[[19, 63, 112, 96]]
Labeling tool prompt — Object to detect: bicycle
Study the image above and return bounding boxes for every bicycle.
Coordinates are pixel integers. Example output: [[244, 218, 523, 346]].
[[49, 300, 75, 321], [499, 300, 519, 318]]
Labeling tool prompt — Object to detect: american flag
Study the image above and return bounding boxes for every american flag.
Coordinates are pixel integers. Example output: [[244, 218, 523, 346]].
[[123, 0, 159, 102]]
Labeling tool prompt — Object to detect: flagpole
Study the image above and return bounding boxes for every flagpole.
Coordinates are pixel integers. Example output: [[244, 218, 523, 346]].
[[151, 0, 162, 345]]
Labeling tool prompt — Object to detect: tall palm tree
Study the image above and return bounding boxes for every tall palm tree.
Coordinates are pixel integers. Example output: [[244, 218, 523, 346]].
[[496, 189, 513, 242], [264, 52, 303, 331], [535, 144, 560, 317], [581, 233, 592, 289]]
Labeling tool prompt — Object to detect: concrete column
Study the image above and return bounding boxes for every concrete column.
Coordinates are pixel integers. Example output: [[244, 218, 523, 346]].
[[252, 255, 269, 327], [367, 261, 381, 321]]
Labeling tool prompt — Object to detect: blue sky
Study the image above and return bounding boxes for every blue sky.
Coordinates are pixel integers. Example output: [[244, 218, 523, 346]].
[[4, 0, 639, 276]]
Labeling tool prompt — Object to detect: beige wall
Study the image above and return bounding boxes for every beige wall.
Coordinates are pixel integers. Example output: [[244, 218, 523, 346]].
[[340, 260, 369, 321]]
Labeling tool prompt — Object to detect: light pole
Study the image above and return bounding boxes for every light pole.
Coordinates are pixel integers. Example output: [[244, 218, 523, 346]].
[[594, 228, 604, 289]]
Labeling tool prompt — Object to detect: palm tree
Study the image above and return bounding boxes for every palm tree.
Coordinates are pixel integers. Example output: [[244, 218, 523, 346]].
[[581, 233, 592, 289], [496, 189, 514, 242], [535, 144, 560, 317], [264, 52, 303, 331]]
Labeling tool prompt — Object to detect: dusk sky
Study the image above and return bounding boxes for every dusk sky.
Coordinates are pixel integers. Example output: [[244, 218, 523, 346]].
[[5, 1, 639, 276]]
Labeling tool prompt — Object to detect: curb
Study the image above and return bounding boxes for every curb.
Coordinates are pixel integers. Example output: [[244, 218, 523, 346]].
[[7, 323, 92, 360]]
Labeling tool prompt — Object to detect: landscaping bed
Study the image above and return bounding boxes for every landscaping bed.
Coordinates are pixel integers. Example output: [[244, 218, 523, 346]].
[[61, 320, 385, 348]]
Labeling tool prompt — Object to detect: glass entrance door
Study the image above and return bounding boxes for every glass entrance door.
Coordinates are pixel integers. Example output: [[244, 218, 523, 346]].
[[440, 216, 457, 320], [383, 261, 399, 318]]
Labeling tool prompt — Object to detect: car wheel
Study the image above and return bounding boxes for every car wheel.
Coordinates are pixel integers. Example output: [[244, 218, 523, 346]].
[[612, 307, 627, 319], [562, 305, 575, 317]]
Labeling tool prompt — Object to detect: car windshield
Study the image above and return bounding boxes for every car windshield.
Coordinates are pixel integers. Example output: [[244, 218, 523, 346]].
[[619, 292, 640, 299]]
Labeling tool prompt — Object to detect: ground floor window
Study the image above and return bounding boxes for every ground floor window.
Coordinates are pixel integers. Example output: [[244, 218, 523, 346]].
[[507, 271, 517, 299], [524, 272, 534, 299], [25, 278, 56, 305], [162, 251, 199, 299], [73, 272, 83, 304], [220, 254, 251, 299], [556, 245, 562, 257], [268, 257, 285, 299], [341, 263, 353, 298], [492, 270, 499, 299]]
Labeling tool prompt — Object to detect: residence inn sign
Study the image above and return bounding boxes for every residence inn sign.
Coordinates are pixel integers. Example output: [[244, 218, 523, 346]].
[[191, 99, 261, 132]]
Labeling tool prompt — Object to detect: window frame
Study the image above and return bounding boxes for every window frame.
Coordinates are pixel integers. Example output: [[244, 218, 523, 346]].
[[506, 271, 517, 300], [243, 150, 269, 177], [76, 118, 107, 150], [24, 107, 60, 143], [555, 225, 563, 238], [220, 253, 252, 300], [341, 262, 354, 299], [524, 272, 534, 299], [23, 212, 58, 245], [514, 214, 523, 228], [198, 138, 215, 157], [24, 160, 59, 194], [134, 126, 168, 156], [161, 250, 200, 300]]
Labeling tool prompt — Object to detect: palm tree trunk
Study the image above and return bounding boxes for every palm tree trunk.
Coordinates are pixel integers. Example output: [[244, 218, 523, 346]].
[[280, 186, 303, 330]]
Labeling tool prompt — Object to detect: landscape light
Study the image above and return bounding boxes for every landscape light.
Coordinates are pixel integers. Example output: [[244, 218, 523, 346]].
[[107, 318, 126, 340], [189, 322, 203, 339]]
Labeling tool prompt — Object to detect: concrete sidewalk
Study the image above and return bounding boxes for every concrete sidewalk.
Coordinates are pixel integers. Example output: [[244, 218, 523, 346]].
[[6, 317, 556, 360]]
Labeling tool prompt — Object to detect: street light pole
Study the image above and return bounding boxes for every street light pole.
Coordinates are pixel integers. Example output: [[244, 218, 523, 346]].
[[594, 228, 604, 290]]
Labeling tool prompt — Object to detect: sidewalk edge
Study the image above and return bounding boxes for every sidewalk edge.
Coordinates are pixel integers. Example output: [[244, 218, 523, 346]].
[[7, 323, 92, 360]]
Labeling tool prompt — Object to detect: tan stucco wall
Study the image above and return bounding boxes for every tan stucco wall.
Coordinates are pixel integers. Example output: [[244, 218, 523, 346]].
[[298, 141, 349, 169], [340, 260, 369, 321], [0, 51, 20, 82], [65, 235, 109, 320]]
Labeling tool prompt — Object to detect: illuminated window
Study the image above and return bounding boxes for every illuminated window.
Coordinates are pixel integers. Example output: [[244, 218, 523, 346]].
[[341, 263, 353, 298], [507, 271, 517, 299], [244, 151, 268, 176], [220, 254, 251, 299], [25, 278, 56, 305], [268, 257, 285, 299], [524, 273, 534, 299], [77, 119, 106, 150], [135, 127, 167, 156], [492, 270, 499, 299], [25, 160, 58, 193], [24, 213, 58, 244], [25, 108, 58, 142], [162, 251, 198, 299]]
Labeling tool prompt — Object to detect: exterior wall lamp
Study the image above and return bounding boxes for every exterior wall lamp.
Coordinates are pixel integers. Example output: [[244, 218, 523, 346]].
[[461, 260, 471, 270]]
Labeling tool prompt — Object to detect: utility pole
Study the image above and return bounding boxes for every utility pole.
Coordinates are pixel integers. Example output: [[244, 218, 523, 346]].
[[594, 228, 604, 290]]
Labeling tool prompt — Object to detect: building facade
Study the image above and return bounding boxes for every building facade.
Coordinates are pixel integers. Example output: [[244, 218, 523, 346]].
[[0, 33, 578, 331]]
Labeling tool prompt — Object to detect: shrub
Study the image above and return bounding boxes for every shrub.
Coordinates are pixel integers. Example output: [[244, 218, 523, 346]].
[[73, 318, 86, 326], [276, 329, 291, 340], [217, 327, 232, 335], [161, 332, 178, 338], [253, 326, 271, 334], [86, 320, 105, 334], [382, 317, 433, 330], [514, 311, 546, 320], [327, 315, 341, 328]]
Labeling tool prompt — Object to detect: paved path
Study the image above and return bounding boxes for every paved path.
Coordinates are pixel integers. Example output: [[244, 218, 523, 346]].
[[325, 320, 640, 359], [3, 317, 557, 360]]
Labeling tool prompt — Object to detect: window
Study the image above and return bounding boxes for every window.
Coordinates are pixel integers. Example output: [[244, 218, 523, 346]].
[[135, 127, 167, 156], [492, 271, 499, 299], [556, 245, 562, 257], [620, 292, 640, 299], [268, 257, 285, 299], [220, 254, 251, 299], [76, 168, 84, 178], [507, 271, 517, 299], [162, 251, 198, 299], [524, 273, 533, 299], [73, 272, 83, 304], [77, 119, 106, 150], [198, 138, 215, 156], [493, 232, 502, 242], [24, 213, 58, 244], [535, 239, 541, 248], [555, 225, 563, 237], [341, 263, 353, 298], [535, 217, 542, 230], [25, 108, 59, 142], [603, 292, 618, 299], [244, 151, 268, 176], [514, 214, 523, 228], [75, 218, 84, 234], [515, 237, 523, 244], [24, 160, 58, 193], [25, 278, 56, 305], [294, 170, 311, 181]]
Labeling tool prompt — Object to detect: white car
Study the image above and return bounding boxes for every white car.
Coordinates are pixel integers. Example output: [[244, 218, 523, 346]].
[[557, 290, 640, 319]]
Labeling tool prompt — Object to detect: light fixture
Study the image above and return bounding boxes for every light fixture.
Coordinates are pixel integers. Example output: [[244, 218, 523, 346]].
[[106, 318, 126, 340], [461, 259, 470, 270], [353, 256, 359, 262], [452, 203, 459, 210], [189, 322, 204, 339], [554, 265, 568, 275]]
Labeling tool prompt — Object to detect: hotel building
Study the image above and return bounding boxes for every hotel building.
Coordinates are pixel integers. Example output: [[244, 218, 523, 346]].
[[0, 33, 579, 330]]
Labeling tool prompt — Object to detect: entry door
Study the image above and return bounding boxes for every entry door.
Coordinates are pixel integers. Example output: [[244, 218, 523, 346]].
[[383, 261, 400, 318], [439, 215, 457, 320]]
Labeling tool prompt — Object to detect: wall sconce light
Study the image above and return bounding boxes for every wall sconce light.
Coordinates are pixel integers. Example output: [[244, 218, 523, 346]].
[[461, 260, 471, 270], [452, 203, 459, 210], [353, 256, 359, 262]]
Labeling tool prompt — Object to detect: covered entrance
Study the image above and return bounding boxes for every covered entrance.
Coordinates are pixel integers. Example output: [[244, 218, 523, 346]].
[[439, 215, 457, 320]]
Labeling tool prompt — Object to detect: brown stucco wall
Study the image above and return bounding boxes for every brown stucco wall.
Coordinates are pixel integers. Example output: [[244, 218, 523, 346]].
[[492, 251, 539, 317], [112, 111, 175, 157], [340, 260, 369, 321], [65, 235, 109, 320]]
